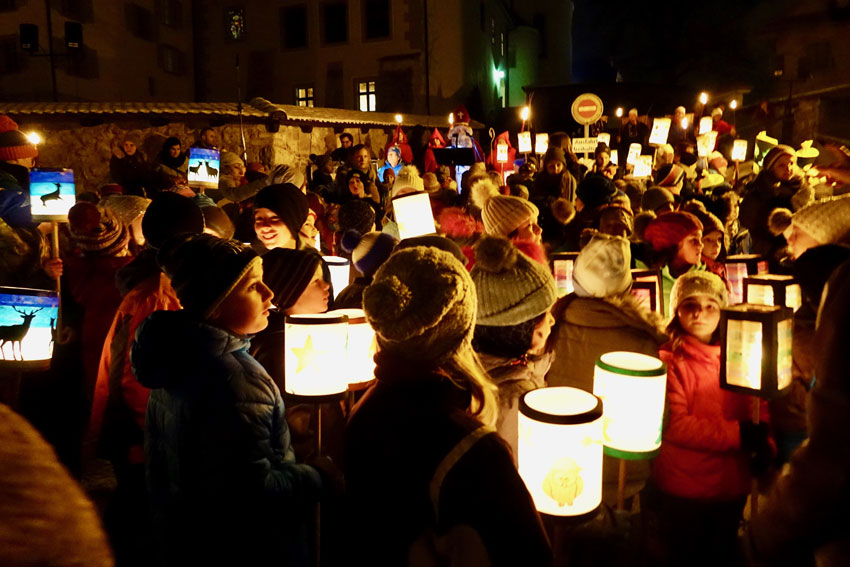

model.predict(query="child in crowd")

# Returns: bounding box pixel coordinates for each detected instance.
[650,271,772,566]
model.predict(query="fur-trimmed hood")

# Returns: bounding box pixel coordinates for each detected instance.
[477,350,553,403]
[554,291,668,344]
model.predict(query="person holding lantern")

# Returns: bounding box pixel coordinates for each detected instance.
[345,246,551,565]
[648,271,773,566]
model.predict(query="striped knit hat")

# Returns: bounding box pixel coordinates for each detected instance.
[68,202,130,256]
[470,177,538,238]
[340,229,398,277]
[0,115,38,161]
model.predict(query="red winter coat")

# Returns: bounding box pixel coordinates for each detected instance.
[653,335,770,501]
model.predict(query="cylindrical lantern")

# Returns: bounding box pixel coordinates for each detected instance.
[720,304,793,398]
[0,287,59,364]
[323,256,350,300]
[593,352,667,458]
[518,131,532,153]
[284,313,350,399]
[392,191,437,240]
[725,254,768,305]
[631,269,664,317]
[744,274,802,311]
[518,387,603,519]
[551,252,579,297]
[535,133,549,155]
[327,308,376,388]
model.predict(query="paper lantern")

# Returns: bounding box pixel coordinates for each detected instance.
[392,191,437,240]
[518,131,532,153]
[593,352,667,458]
[633,155,653,178]
[551,252,579,297]
[328,308,376,387]
[744,274,802,311]
[631,269,664,316]
[649,118,671,146]
[699,116,713,135]
[0,287,59,365]
[626,143,641,166]
[496,140,509,163]
[535,133,549,155]
[519,387,603,519]
[731,139,748,162]
[323,256,350,300]
[284,313,350,399]
[597,133,611,147]
[696,131,718,157]
[610,149,619,165]
[720,304,793,398]
[29,168,76,222]
[725,254,768,305]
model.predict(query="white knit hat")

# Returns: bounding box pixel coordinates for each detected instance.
[669,271,728,316]
[572,233,632,298]
[391,165,424,197]
[790,194,850,246]
[470,177,538,238]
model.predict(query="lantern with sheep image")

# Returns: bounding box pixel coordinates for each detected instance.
[744,274,802,312]
[392,192,437,241]
[551,252,579,297]
[518,387,603,520]
[725,254,768,305]
[0,287,59,366]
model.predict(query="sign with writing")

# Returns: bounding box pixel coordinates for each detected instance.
[571,93,604,125]
[649,118,671,146]
[518,131,532,153]
[572,137,600,155]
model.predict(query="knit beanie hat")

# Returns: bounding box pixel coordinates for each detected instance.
[157,233,260,319]
[338,199,376,234]
[391,165,424,197]
[395,234,468,267]
[654,164,685,188]
[220,151,243,170]
[0,116,38,161]
[693,208,724,236]
[341,229,398,278]
[543,146,567,167]
[363,246,476,364]
[471,235,557,326]
[100,194,150,227]
[141,192,205,249]
[260,247,322,310]
[577,174,618,210]
[422,172,440,194]
[788,194,850,246]
[644,211,704,252]
[572,233,633,298]
[641,186,675,213]
[669,271,728,316]
[267,164,306,190]
[254,183,309,246]
[68,202,130,256]
[470,177,538,237]
[762,144,796,176]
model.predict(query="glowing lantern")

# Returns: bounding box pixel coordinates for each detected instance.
[615,108,624,118]
[323,256,350,300]
[732,139,748,162]
[744,274,802,312]
[725,254,768,305]
[535,133,549,155]
[699,92,709,105]
[392,191,437,240]
[520,106,530,122]
[649,118,671,146]
[699,116,713,135]
[610,149,619,165]
[696,131,718,157]
[518,131,532,153]
[626,143,641,166]
[551,252,579,297]
[0,287,59,365]
[597,133,611,147]
[327,308,376,388]
[496,140,509,163]
[720,304,793,398]
[680,117,689,130]
[633,155,653,178]
[593,351,666,458]
[394,114,403,124]
[796,140,819,170]
[284,313,351,399]
[518,387,603,519]
[730,99,738,110]
[754,131,778,167]
[631,269,664,317]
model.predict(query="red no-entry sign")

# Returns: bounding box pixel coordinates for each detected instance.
[571,93,604,125]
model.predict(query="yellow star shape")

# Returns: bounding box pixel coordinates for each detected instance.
[291,335,318,374]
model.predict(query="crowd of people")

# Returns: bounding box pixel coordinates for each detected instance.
[1,106,850,566]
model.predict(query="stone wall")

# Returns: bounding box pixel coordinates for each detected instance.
[25,117,393,194]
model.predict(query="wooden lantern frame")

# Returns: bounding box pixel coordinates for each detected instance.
[630,268,664,317]
[744,274,802,311]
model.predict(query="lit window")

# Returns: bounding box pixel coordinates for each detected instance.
[296,87,315,107]
[358,80,376,112]
[226,8,245,41]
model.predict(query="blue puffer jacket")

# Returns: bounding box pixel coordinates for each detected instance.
[131,310,321,565]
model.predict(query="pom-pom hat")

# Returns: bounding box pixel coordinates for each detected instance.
[470,178,538,238]
[68,203,130,256]
[572,233,633,298]
[340,229,398,278]
[788,194,850,246]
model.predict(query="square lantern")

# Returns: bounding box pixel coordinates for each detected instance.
[327,308,376,389]
[323,256,350,300]
[631,269,664,317]
[725,254,768,305]
[518,387,603,520]
[744,274,802,312]
[551,252,579,297]
[593,352,667,459]
[392,191,437,241]
[284,313,350,400]
[518,131,532,154]
[0,287,59,366]
[630,281,660,315]
[535,133,549,155]
[496,140,509,163]
[719,304,793,399]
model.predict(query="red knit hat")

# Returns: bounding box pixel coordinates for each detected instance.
[644,211,703,252]
[0,115,38,161]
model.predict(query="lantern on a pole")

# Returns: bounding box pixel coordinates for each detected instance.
[551,252,579,297]
[631,269,664,317]
[731,139,748,162]
[323,256,350,300]
[328,308,376,389]
[284,313,350,400]
[698,116,713,135]
[518,387,603,520]
[725,254,768,305]
[518,131,532,154]
[744,274,802,311]
[392,191,437,240]
[597,133,611,147]
[496,139,509,164]
[535,133,549,156]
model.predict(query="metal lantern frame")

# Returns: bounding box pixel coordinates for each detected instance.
[630,268,664,317]
[744,274,802,311]
[719,304,794,399]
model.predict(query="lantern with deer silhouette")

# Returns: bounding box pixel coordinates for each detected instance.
[0,287,60,362]
[29,168,76,221]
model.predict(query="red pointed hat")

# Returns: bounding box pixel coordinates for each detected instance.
[428,128,446,147]
[452,105,471,124]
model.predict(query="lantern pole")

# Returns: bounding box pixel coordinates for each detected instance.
[751,396,760,518]
[50,221,67,344]
[616,459,627,511]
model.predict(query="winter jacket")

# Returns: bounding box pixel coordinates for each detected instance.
[749,261,850,567]
[109,152,149,197]
[547,293,668,392]
[344,352,551,566]
[477,350,552,462]
[653,336,769,501]
[87,250,179,467]
[132,309,321,565]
